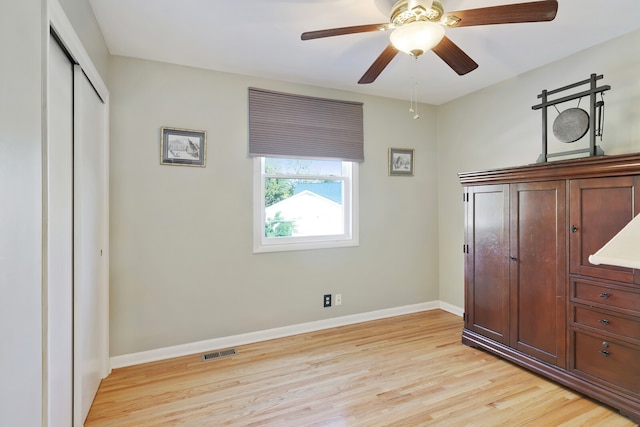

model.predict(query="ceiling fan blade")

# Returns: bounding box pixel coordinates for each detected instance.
[446,1,558,28]
[431,36,478,76]
[301,23,390,41]
[358,44,399,84]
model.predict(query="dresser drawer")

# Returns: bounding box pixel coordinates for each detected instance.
[573,305,640,341]
[571,278,640,315]
[572,331,640,394]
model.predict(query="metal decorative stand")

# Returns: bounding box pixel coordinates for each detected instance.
[532,73,610,163]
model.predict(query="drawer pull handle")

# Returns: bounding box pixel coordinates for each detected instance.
[599,350,610,357]
[598,319,610,326]
[571,225,578,233]
[599,292,610,299]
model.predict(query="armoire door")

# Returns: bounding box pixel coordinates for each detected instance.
[465,184,510,344]
[509,181,566,367]
[569,176,640,284]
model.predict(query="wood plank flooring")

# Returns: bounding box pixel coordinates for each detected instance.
[85,310,636,426]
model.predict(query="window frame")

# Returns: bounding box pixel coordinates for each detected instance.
[253,157,359,253]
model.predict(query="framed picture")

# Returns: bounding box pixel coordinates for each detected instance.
[389,148,414,176]
[160,126,207,167]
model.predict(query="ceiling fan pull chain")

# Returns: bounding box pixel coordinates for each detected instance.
[413,79,419,119]
[409,57,416,114]
[410,57,419,119]
[409,75,415,113]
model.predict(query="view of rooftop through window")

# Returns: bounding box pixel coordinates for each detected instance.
[263,158,346,238]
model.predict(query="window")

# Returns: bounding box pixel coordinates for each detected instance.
[253,157,358,253]
[248,87,363,252]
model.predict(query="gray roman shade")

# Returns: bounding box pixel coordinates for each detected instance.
[248,87,364,162]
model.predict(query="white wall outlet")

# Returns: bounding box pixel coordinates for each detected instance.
[335,293,342,306]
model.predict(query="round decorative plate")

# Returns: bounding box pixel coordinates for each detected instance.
[552,107,589,143]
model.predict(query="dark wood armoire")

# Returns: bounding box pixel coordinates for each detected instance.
[460,153,640,423]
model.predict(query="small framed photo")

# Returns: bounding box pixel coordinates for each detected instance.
[160,126,207,167]
[389,148,414,176]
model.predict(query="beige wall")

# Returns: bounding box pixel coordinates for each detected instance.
[437,29,640,308]
[108,57,441,356]
[1,1,43,425]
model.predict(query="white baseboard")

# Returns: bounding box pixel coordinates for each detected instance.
[439,300,464,317]
[110,301,462,369]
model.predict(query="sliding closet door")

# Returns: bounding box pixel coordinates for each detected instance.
[47,36,74,427]
[73,64,107,425]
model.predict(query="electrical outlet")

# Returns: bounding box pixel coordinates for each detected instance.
[323,294,332,307]
[335,293,342,306]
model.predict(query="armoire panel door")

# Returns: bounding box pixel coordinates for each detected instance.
[465,184,510,344]
[509,181,567,366]
[569,176,640,284]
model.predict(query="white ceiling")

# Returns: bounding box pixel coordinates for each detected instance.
[89,0,640,105]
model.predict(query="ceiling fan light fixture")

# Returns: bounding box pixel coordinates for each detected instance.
[390,21,445,57]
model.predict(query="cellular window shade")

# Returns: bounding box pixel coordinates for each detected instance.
[249,87,364,162]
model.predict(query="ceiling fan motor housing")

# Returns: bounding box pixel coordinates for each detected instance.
[390,0,444,26]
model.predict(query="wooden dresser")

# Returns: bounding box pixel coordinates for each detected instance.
[459,153,640,422]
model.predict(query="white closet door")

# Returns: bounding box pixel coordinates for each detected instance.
[73,64,107,425]
[47,36,74,427]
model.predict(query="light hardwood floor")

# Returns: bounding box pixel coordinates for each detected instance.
[86,310,636,426]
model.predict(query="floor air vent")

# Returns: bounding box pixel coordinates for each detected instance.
[201,348,237,362]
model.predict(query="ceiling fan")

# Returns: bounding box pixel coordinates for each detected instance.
[301,0,558,84]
